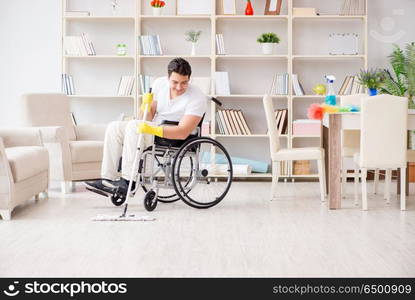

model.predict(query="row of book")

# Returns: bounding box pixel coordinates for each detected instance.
[292,74,305,96]
[215,34,226,55]
[338,75,366,95]
[340,0,366,15]
[139,75,157,94]
[64,34,96,56]
[139,35,163,56]
[214,72,231,95]
[216,109,252,135]
[279,161,289,176]
[117,76,135,96]
[274,109,288,135]
[62,74,75,95]
[272,73,289,95]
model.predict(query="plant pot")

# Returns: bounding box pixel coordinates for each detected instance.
[190,42,196,56]
[368,88,378,96]
[152,7,163,16]
[261,43,275,55]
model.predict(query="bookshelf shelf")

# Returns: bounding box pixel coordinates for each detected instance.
[292,55,366,60]
[64,16,135,21]
[64,55,135,59]
[216,15,289,20]
[210,173,274,178]
[292,15,366,20]
[67,95,135,99]
[291,174,319,178]
[216,94,288,98]
[216,55,288,60]
[139,55,212,59]
[140,15,211,20]
[214,134,288,138]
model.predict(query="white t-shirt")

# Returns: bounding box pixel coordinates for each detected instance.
[151,77,207,125]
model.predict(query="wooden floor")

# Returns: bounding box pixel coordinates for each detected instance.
[1,181,414,277]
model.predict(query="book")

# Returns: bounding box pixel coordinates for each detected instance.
[225,110,237,135]
[292,74,305,96]
[237,110,252,135]
[61,74,75,95]
[230,110,242,135]
[220,110,231,135]
[139,35,162,55]
[215,72,231,95]
[233,110,247,135]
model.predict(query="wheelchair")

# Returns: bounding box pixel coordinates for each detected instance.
[109,109,233,212]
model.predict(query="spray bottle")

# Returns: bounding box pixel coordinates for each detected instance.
[324,75,336,106]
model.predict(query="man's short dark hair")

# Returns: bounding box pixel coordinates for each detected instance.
[168,58,192,78]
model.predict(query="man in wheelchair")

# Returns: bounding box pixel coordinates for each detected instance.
[86,58,207,198]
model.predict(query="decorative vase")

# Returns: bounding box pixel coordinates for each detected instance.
[152,7,163,16]
[191,42,196,56]
[245,0,254,15]
[368,88,378,96]
[261,43,274,55]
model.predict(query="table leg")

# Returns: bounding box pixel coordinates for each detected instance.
[323,125,329,195]
[328,114,342,209]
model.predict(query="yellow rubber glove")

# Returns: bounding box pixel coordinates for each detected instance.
[140,92,153,112]
[137,122,164,138]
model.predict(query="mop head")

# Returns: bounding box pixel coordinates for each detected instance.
[92,214,156,222]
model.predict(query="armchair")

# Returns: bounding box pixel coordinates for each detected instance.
[0,128,49,220]
[20,93,107,193]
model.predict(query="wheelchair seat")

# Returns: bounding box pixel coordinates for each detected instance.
[154,120,199,149]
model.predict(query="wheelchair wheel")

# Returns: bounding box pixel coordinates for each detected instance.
[172,137,233,209]
[144,190,157,212]
[110,194,126,206]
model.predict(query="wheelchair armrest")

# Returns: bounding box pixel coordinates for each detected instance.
[160,120,179,126]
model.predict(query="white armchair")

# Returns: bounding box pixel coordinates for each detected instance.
[0,128,49,220]
[20,93,107,193]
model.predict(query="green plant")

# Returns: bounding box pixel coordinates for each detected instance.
[380,42,415,104]
[357,68,385,90]
[257,32,280,44]
[185,30,202,43]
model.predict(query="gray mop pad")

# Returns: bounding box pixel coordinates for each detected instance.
[92,214,156,221]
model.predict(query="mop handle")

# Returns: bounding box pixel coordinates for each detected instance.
[121,91,152,216]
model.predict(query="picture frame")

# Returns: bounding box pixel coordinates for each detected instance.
[176,0,212,16]
[221,0,236,15]
[264,0,283,15]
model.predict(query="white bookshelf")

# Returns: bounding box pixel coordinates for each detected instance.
[62,0,367,179]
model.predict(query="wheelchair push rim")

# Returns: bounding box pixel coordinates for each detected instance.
[171,137,233,209]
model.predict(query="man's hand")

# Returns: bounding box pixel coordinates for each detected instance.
[137,122,164,138]
[140,92,153,112]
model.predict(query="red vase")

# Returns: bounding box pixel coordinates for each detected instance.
[245,0,254,15]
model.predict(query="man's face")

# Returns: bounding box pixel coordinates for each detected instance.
[169,72,190,97]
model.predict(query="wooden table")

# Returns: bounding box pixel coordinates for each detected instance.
[322,111,415,209]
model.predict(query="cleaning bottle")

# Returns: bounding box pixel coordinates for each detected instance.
[324,75,336,106]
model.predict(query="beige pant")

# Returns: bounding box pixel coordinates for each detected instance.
[101,120,154,181]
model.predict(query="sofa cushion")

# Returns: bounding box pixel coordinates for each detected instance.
[69,141,103,164]
[5,146,49,182]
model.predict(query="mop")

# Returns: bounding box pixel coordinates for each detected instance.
[92,90,156,222]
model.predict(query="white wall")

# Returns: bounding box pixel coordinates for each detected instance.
[0,0,61,126]
[0,0,414,127]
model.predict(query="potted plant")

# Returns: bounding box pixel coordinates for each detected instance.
[257,32,280,55]
[185,30,202,56]
[151,0,165,16]
[380,42,415,108]
[357,68,385,96]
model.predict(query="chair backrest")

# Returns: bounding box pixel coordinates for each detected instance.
[340,94,366,106]
[263,94,280,158]
[360,94,408,168]
[340,94,366,151]
[20,93,77,141]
